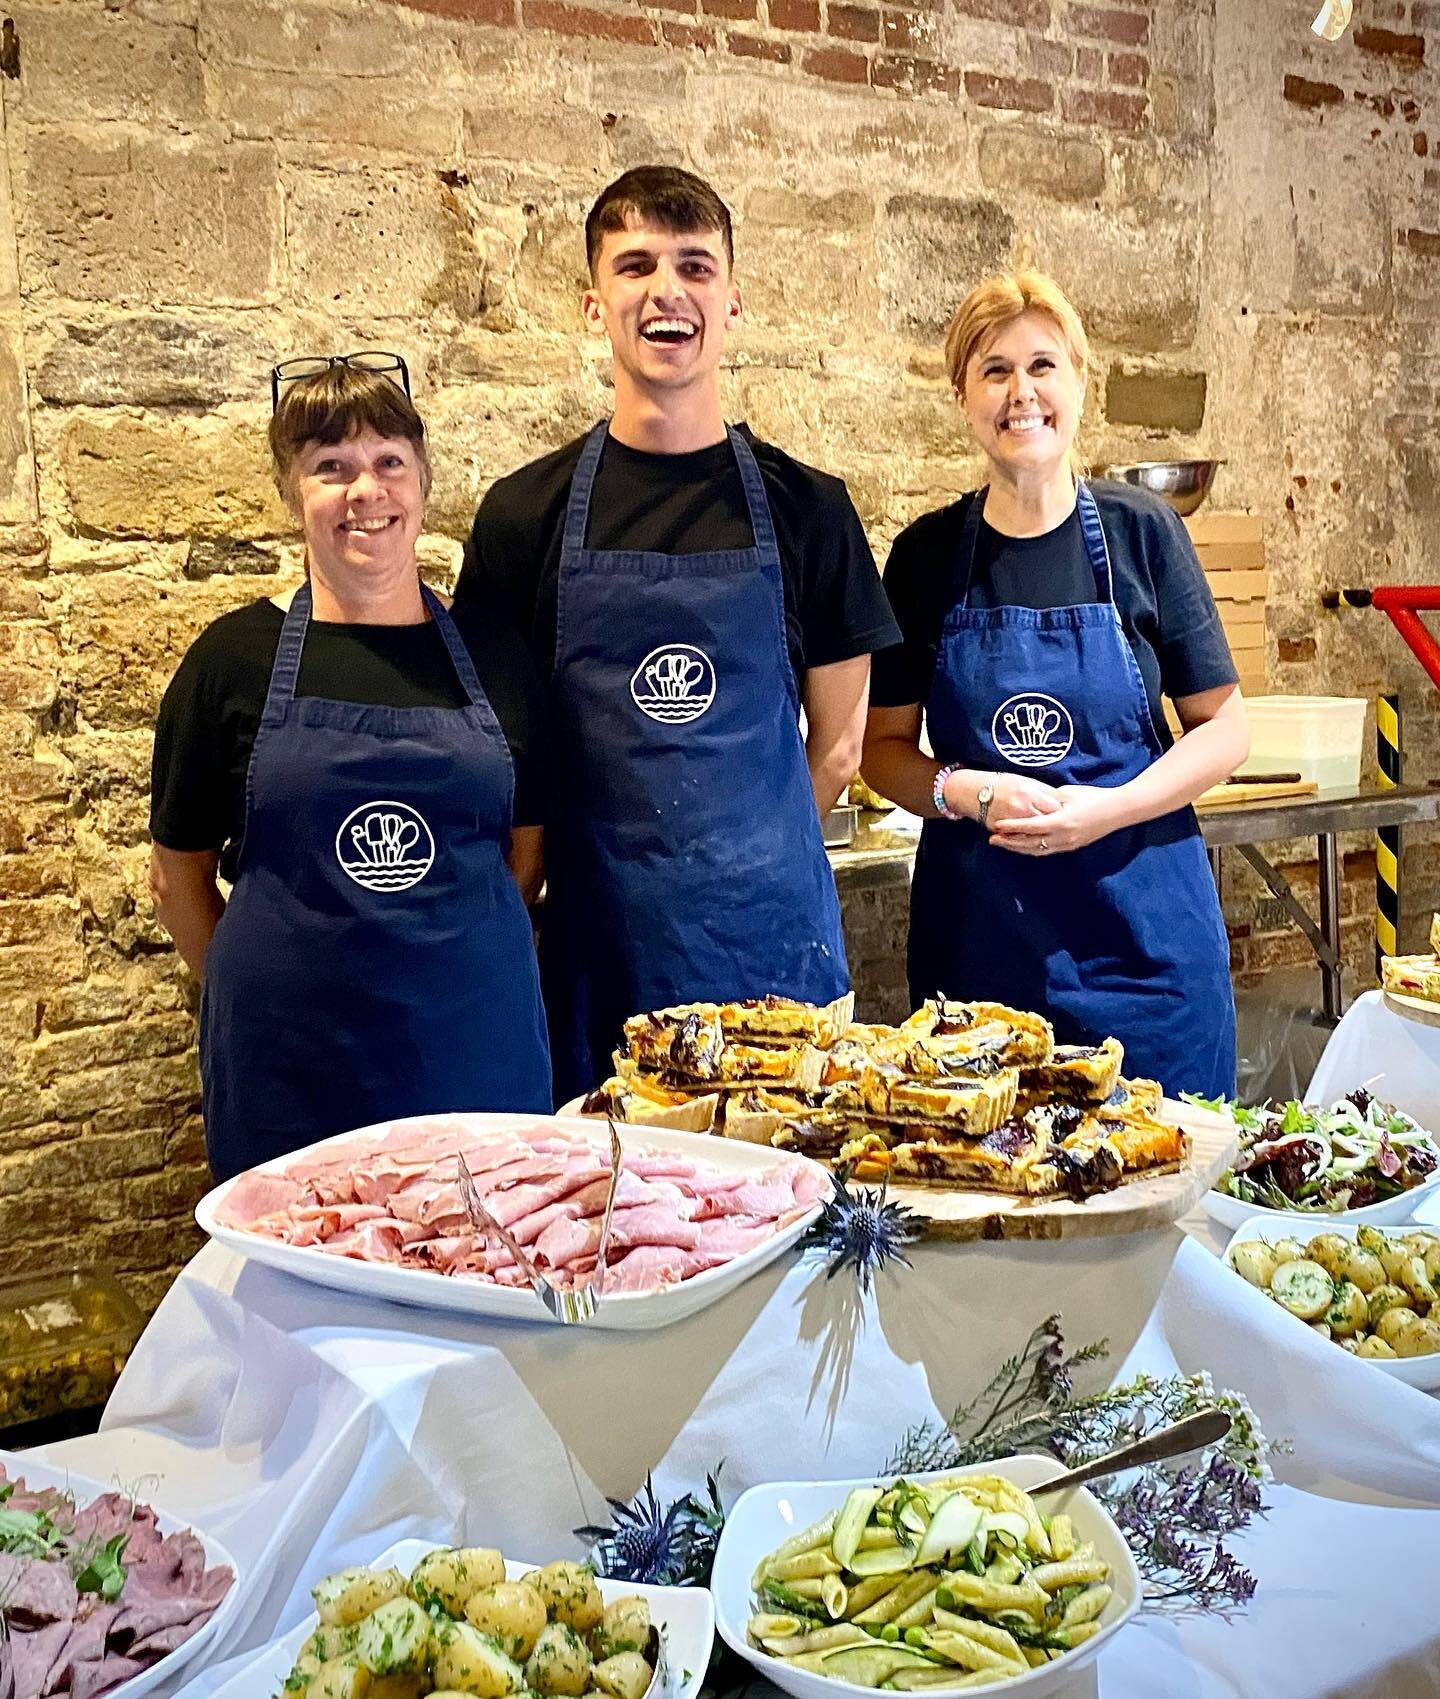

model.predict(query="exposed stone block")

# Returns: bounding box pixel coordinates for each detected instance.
[9,5,203,122]
[25,133,281,306]
[37,318,272,408]
[60,412,289,541]
[199,0,462,80]
[1029,203,1198,352]
[877,193,1014,338]
[207,65,460,157]
[1104,366,1207,432]
[977,125,1105,201]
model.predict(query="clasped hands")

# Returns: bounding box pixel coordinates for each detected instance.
[979,773,1123,856]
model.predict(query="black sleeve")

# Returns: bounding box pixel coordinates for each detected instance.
[1147,502,1239,700]
[795,480,901,669]
[149,629,247,854]
[869,508,958,707]
[450,603,552,829]
[455,475,540,638]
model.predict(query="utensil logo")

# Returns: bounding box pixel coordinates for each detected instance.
[630,643,717,724]
[335,800,435,892]
[991,692,1074,769]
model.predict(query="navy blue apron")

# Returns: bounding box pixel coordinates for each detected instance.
[200,581,552,1181]
[542,421,850,1102]
[908,482,1235,1098]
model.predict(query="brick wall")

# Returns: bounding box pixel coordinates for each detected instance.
[1,0,1439,1314]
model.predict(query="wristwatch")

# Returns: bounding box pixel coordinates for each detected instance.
[976,780,995,828]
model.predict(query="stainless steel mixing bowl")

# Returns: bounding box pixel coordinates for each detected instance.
[1101,459,1224,516]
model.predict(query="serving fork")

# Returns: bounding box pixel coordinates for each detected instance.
[456,1120,623,1325]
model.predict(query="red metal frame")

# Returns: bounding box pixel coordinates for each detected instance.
[1371,587,1440,690]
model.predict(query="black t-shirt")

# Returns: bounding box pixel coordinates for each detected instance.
[453,425,900,679]
[871,482,1238,747]
[150,597,551,881]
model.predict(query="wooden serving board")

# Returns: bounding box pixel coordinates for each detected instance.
[1195,780,1317,808]
[1382,989,1440,1031]
[561,1097,1237,1245]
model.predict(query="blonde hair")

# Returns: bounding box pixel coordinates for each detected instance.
[943,270,1089,478]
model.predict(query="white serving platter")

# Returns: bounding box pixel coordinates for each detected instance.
[1221,1214,1440,1391]
[712,1456,1141,1699]
[206,1544,714,1699]
[196,1112,828,1332]
[0,1448,244,1699]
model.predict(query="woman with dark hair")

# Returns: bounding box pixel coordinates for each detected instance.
[149,356,552,1180]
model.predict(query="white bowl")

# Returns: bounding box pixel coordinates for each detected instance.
[1203,1164,1440,1231]
[1221,1215,1440,1391]
[207,1544,714,1699]
[712,1457,1141,1699]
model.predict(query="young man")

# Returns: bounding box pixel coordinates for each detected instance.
[454,165,900,1100]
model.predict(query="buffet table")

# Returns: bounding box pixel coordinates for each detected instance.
[1308,988,1440,1125]
[26,1201,1440,1698]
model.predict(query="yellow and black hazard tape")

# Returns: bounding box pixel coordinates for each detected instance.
[1376,692,1401,976]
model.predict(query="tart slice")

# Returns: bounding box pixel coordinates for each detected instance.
[715,991,855,1047]
[1018,1036,1124,1104]
[623,1005,726,1079]
[903,999,1055,1068]
[1382,952,1440,1003]
[886,1110,1055,1192]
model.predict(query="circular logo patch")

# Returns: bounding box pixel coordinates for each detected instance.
[336,800,435,892]
[990,692,1075,769]
[629,643,717,725]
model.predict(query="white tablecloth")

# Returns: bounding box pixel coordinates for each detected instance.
[1308,989,1440,1125]
[28,1214,1440,1698]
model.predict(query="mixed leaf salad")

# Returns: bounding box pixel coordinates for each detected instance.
[1199,1088,1440,1213]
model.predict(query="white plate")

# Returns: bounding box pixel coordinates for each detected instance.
[712,1457,1141,1699]
[206,1543,714,1699]
[196,1112,828,1332]
[1202,1167,1440,1230]
[1221,1214,1440,1390]
[0,1449,243,1699]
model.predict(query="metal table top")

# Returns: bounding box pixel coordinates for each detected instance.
[1195,783,1440,846]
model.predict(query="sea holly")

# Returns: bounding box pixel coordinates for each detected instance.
[800,1166,923,1293]
[576,1469,726,1588]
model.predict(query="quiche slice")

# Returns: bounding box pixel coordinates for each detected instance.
[1104,1076,1164,1118]
[580,1076,720,1134]
[1018,1037,1125,1105]
[902,999,1055,1068]
[623,1005,726,1079]
[1382,952,1440,1003]
[715,991,855,1047]
[854,1061,1019,1132]
[885,1110,1056,1193]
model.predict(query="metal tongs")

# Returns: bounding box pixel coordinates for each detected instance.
[456,1119,623,1325]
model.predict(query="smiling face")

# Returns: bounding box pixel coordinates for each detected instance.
[960,310,1085,481]
[289,428,426,587]
[582,216,741,402]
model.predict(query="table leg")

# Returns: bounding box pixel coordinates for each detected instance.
[1318,831,1343,1020]
[1208,845,1223,892]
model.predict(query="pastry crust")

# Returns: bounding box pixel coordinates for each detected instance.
[1382,952,1440,1002]
[715,991,855,1046]
[1018,1036,1125,1104]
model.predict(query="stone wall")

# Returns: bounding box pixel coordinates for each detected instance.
[2,0,1438,1313]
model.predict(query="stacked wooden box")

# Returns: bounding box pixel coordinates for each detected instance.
[1183,512,1267,698]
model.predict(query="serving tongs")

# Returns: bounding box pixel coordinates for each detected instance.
[456,1120,623,1326]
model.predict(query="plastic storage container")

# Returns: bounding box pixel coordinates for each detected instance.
[0,1267,143,1433]
[1244,695,1368,790]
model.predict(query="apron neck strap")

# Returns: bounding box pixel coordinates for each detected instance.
[259,579,486,724]
[956,480,1114,606]
[726,426,779,561]
[560,420,611,560]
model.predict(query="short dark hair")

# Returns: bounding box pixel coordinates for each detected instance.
[268,365,430,497]
[585,166,734,278]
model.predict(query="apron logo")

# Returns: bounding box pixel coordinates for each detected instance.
[336,801,435,892]
[630,644,717,724]
[991,692,1075,769]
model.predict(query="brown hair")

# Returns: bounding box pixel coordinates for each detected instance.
[585,165,734,278]
[268,365,431,501]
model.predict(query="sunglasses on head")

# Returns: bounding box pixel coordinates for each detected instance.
[270,351,411,412]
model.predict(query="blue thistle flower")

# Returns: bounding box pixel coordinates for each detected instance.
[802,1166,921,1293]
[576,1469,725,1588]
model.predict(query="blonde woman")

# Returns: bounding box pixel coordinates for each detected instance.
[861,271,1246,1097]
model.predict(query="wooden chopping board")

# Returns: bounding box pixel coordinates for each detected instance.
[1196,780,1317,809]
[561,1096,1237,1245]
[1383,989,1440,1031]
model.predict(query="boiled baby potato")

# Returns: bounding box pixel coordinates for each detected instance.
[311,1656,372,1699]
[314,1568,408,1628]
[1271,1237,1305,1266]
[1328,1243,1385,1294]
[1357,1334,1399,1359]
[1304,1234,1350,1279]
[1397,1254,1438,1305]
[1324,1278,1367,1337]
[599,1597,652,1655]
[412,1548,506,1615]
[1271,1258,1334,1320]
[1228,1241,1278,1289]
[1375,1305,1420,1346]
[1390,1314,1440,1358]
[526,1621,594,1696]
[356,1598,431,1677]
[526,1562,604,1632]
[1421,1241,1440,1286]
[593,1651,655,1699]
[370,1680,425,1699]
[1366,1283,1411,1325]
[466,1581,549,1660]
[1336,1335,1361,1354]
[433,1621,526,1697]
